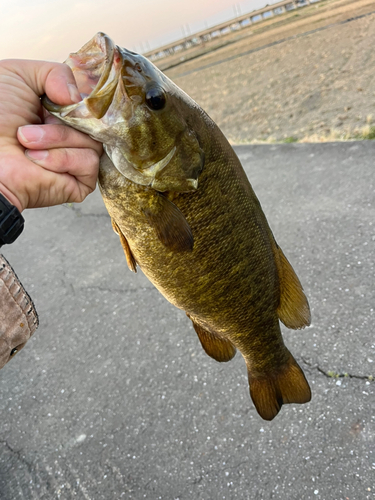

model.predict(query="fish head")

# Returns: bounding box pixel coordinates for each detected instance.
[43,32,205,192]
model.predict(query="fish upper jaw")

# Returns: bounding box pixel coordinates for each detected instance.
[65,32,117,101]
[42,32,127,133]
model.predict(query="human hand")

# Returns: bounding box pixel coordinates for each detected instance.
[0,59,103,212]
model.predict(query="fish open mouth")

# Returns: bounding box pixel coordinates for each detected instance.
[44,32,123,120]
[66,33,116,98]
[42,32,203,192]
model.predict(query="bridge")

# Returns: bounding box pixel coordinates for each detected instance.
[144,0,321,61]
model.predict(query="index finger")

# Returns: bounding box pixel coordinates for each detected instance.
[17,123,103,157]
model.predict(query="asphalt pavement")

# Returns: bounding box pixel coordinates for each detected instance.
[0,142,374,500]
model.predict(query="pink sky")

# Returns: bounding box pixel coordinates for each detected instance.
[1,0,275,61]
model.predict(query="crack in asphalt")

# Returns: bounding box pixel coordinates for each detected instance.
[0,439,34,472]
[301,357,374,381]
[62,203,110,218]
[77,285,155,294]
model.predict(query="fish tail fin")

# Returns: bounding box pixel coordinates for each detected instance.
[247,351,311,421]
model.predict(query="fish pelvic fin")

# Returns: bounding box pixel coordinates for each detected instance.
[274,244,311,329]
[187,314,236,362]
[111,219,138,273]
[247,352,311,421]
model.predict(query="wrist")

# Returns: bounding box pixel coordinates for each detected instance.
[0,183,24,213]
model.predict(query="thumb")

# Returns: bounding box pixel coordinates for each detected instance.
[43,62,81,105]
[5,59,81,105]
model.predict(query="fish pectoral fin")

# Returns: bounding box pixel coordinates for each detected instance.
[274,244,311,329]
[248,352,311,421]
[187,315,236,362]
[111,219,137,273]
[142,193,193,252]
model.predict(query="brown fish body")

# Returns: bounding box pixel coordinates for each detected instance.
[98,109,309,420]
[44,33,311,420]
[99,125,283,367]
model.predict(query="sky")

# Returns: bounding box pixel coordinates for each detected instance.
[0,0,279,62]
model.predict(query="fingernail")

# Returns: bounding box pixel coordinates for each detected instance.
[25,150,49,161]
[67,83,81,103]
[18,125,45,143]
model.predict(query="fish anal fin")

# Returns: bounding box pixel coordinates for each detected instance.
[187,315,236,362]
[142,193,193,252]
[111,219,137,273]
[248,352,311,421]
[274,244,311,329]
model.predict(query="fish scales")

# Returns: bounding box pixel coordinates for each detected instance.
[100,145,280,352]
[43,32,311,421]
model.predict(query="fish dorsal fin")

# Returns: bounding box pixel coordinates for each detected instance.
[187,314,237,362]
[111,219,138,273]
[142,192,194,252]
[273,243,311,329]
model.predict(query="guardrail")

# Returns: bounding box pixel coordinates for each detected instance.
[144,0,320,61]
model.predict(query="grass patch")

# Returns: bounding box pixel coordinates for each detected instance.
[362,126,375,140]
[283,136,298,143]
[351,125,375,140]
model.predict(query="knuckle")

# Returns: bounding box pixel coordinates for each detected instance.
[57,124,70,142]
[87,148,100,163]
[57,147,71,167]
[57,147,99,171]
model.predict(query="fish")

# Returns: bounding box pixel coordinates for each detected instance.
[43,32,311,421]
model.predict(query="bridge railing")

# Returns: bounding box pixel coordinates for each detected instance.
[145,0,320,62]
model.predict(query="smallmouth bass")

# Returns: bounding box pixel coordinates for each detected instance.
[43,33,311,421]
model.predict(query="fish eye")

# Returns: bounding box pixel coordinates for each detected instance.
[145,87,166,110]
[10,347,18,357]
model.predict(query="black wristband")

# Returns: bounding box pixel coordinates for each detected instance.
[0,193,24,247]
